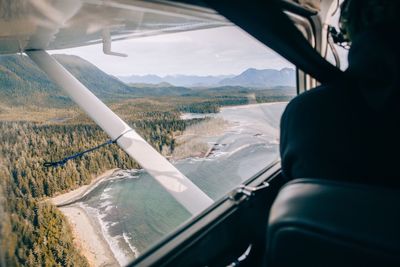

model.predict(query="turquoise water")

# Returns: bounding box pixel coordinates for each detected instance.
[81,102,287,265]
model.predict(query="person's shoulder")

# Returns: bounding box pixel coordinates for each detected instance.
[284,85,338,114]
[290,85,336,107]
[281,85,340,126]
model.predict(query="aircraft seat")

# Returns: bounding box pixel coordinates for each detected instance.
[265,178,400,267]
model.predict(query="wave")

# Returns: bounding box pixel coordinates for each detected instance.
[123,232,140,259]
[82,203,137,266]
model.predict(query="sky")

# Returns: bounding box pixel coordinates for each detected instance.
[52,26,294,77]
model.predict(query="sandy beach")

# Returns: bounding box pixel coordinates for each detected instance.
[51,169,118,206]
[51,169,120,267]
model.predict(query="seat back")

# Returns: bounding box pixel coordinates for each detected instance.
[266,178,400,267]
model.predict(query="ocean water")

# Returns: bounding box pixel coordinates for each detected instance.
[80,102,287,265]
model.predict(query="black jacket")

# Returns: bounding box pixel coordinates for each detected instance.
[280,30,400,186]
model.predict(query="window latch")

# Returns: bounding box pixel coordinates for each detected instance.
[229,181,269,204]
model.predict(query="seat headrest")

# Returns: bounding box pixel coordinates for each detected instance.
[266,178,400,267]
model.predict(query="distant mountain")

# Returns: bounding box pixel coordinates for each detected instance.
[129,84,193,96]
[128,82,174,88]
[52,55,135,98]
[0,55,194,107]
[0,54,136,106]
[120,74,164,85]
[118,68,295,88]
[219,68,295,88]
[118,74,234,87]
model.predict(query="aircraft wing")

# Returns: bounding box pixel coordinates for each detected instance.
[0,0,231,55]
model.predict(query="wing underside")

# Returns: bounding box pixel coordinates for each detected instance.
[0,0,231,54]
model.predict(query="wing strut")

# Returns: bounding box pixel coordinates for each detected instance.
[27,50,213,215]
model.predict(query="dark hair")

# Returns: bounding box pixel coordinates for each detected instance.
[339,0,399,42]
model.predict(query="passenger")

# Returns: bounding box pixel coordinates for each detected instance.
[280,0,400,186]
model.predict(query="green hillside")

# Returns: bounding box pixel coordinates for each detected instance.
[0,55,69,107]
[0,54,136,107]
[52,54,135,98]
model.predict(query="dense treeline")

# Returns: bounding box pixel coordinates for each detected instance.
[178,102,219,113]
[0,191,89,267]
[255,87,296,103]
[132,117,203,153]
[255,95,294,103]
[0,112,202,266]
[2,123,136,198]
[178,96,249,113]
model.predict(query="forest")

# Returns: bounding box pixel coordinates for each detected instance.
[0,95,261,266]
[0,103,206,266]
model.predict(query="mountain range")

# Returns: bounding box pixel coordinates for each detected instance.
[117,74,234,87]
[219,67,295,87]
[0,54,295,107]
[118,67,295,88]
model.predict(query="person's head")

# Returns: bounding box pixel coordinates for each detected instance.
[339,0,399,42]
[341,0,400,110]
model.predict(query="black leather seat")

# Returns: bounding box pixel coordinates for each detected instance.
[266,178,400,267]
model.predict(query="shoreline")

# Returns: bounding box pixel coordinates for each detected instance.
[220,101,288,110]
[176,102,286,160]
[59,204,119,267]
[180,102,288,121]
[51,169,121,267]
[51,169,119,206]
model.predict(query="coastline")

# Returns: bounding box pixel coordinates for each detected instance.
[51,102,287,266]
[59,205,119,267]
[220,101,288,110]
[51,169,118,206]
[51,169,121,267]
[175,102,287,160]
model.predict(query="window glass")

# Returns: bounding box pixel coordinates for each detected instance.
[0,17,295,267]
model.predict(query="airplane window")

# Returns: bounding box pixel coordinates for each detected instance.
[0,26,295,266]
